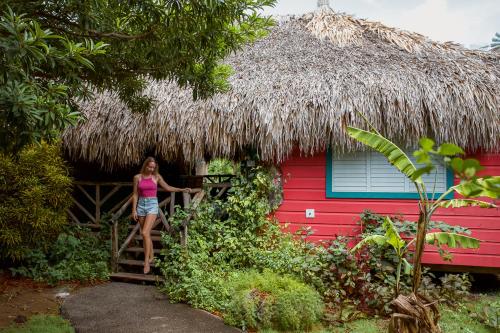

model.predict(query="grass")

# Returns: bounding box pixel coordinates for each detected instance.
[259,292,499,332]
[0,315,74,333]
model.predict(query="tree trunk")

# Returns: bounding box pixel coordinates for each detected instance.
[412,207,428,293]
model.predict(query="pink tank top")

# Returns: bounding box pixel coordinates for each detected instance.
[138,176,157,198]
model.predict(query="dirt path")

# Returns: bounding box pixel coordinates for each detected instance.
[0,274,76,328]
[61,282,240,333]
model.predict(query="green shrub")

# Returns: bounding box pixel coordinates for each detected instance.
[158,167,318,314]
[10,225,110,285]
[0,142,72,261]
[224,270,324,332]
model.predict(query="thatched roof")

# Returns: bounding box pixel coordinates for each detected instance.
[63,7,500,170]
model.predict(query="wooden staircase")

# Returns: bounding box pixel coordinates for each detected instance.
[109,190,209,283]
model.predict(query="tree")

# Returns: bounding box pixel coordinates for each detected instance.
[1,1,275,153]
[347,117,499,333]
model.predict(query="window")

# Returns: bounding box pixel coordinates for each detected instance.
[326,150,454,199]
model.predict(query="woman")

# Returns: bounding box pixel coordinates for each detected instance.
[132,157,191,274]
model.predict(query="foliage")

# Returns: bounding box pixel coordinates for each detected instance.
[158,167,321,314]
[10,225,110,285]
[347,124,498,293]
[207,158,236,175]
[223,270,324,332]
[0,315,74,333]
[0,142,72,261]
[1,1,275,152]
[472,300,500,330]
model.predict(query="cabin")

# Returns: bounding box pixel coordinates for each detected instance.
[63,2,500,272]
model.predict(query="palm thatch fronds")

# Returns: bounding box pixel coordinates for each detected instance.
[63,8,500,170]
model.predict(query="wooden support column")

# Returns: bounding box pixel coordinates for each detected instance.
[169,192,176,217]
[95,184,101,224]
[111,221,119,272]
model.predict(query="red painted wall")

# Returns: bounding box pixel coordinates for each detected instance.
[275,152,500,269]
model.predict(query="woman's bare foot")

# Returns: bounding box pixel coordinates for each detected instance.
[143,262,150,274]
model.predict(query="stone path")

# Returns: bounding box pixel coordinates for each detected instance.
[61,282,240,333]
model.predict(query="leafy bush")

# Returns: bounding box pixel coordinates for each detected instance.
[10,225,110,285]
[158,167,319,314]
[207,158,236,175]
[224,270,324,332]
[0,142,72,261]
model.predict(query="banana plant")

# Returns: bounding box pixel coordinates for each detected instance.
[346,120,499,293]
[352,216,480,296]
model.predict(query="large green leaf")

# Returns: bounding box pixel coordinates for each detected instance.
[346,127,420,183]
[402,258,413,275]
[437,199,497,209]
[351,235,386,252]
[453,177,500,199]
[425,232,480,249]
[383,216,406,252]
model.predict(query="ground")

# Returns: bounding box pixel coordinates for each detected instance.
[0,272,77,328]
[1,272,498,332]
[60,282,239,333]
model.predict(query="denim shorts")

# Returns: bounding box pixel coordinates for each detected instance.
[137,197,159,216]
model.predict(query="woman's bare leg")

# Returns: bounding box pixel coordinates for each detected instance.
[142,214,156,274]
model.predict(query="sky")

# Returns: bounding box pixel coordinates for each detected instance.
[263,0,500,48]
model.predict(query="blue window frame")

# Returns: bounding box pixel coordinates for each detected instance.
[326,149,454,199]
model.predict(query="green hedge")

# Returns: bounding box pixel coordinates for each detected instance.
[224,270,324,332]
[0,142,72,261]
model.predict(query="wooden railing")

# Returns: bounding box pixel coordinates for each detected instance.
[67,175,235,227]
[109,189,210,271]
[67,177,233,273]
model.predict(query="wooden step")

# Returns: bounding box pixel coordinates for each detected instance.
[110,272,163,283]
[128,226,163,235]
[125,247,161,254]
[118,259,156,267]
[135,235,162,241]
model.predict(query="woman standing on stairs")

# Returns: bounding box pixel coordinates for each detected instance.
[132,157,191,274]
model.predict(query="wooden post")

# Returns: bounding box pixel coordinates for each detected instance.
[180,192,192,247]
[169,192,175,217]
[95,184,101,224]
[111,221,119,272]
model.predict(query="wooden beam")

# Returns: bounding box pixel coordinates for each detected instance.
[111,222,119,272]
[112,197,132,221]
[66,208,80,224]
[76,184,96,205]
[95,184,101,224]
[214,186,229,199]
[71,197,96,223]
[169,192,175,217]
[100,185,122,205]
[109,194,132,214]
[117,223,141,258]
[158,196,171,209]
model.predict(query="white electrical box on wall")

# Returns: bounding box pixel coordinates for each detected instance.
[305,209,315,218]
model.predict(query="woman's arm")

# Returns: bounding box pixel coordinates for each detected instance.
[157,175,191,193]
[132,174,139,221]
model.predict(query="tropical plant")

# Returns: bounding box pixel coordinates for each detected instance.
[352,216,478,297]
[0,142,72,261]
[1,1,275,153]
[346,117,499,333]
[491,32,500,52]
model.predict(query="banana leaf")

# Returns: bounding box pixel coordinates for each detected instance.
[347,127,421,183]
[425,232,480,249]
[437,199,497,209]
